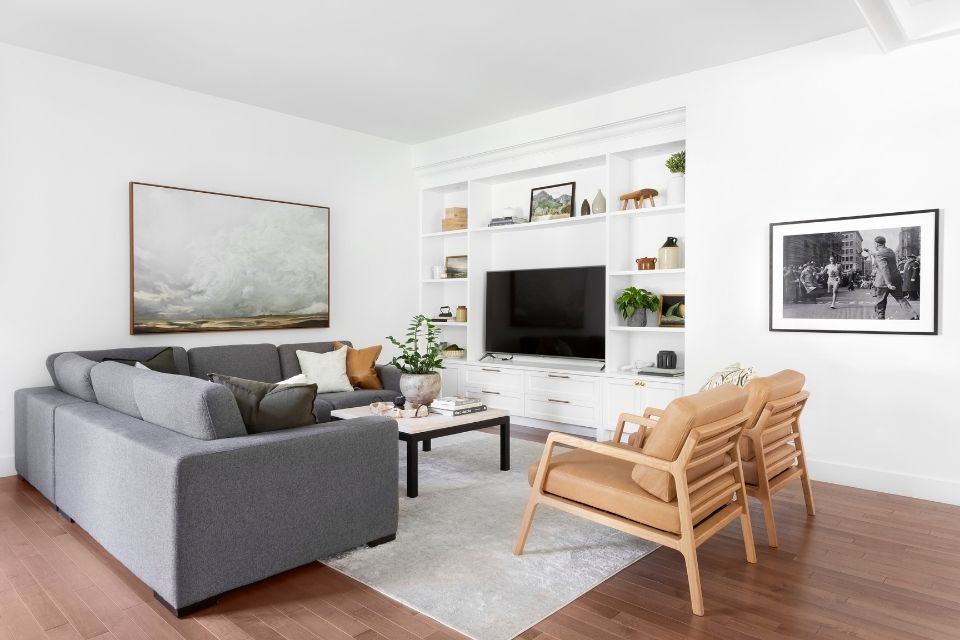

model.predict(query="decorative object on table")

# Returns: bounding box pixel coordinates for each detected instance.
[658,236,682,269]
[770,208,938,334]
[614,287,660,327]
[387,314,444,407]
[445,255,468,278]
[592,189,606,214]
[431,265,446,279]
[441,343,466,359]
[438,305,453,318]
[529,182,575,222]
[394,396,407,409]
[580,199,591,216]
[700,363,756,391]
[636,257,657,271]
[455,305,468,322]
[656,350,678,369]
[619,188,659,210]
[369,401,430,418]
[442,206,468,232]
[657,294,686,328]
[665,150,686,206]
[129,182,329,334]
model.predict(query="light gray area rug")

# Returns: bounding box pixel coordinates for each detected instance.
[326,431,658,640]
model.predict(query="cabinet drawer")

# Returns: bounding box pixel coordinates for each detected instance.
[524,397,597,428]
[526,371,599,402]
[462,366,523,392]
[463,387,523,414]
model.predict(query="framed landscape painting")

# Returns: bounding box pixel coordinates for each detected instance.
[130,182,330,334]
[529,182,575,222]
[770,209,938,335]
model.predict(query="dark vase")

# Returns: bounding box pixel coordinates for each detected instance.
[656,350,678,369]
[580,199,591,216]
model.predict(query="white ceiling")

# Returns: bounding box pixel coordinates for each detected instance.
[0,0,865,143]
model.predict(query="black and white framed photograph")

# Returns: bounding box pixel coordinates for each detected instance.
[529,182,575,222]
[770,209,938,334]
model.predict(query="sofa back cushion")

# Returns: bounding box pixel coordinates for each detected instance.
[90,361,150,418]
[739,369,806,460]
[187,343,282,383]
[278,341,350,378]
[53,354,98,402]
[47,346,189,388]
[633,385,748,502]
[133,369,246,440]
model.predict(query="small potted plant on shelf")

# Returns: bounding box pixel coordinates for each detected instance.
[615,287,660,327]
[665,149,685,206]
[387,314,445,406]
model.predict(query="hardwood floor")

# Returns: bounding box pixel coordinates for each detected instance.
[2,428,958,639]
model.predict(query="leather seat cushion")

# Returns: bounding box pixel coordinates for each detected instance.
[739,370,805,460]
[528,447,736,534]
[743,444,798,485]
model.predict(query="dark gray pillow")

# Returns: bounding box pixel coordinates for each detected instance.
[104,346,179,374]
[207,373,318,434]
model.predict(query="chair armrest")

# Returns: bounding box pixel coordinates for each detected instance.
[643,407,665,420]
[546,432,673,472]
[612,412,660,444]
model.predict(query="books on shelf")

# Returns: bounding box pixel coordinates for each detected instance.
[488,216,527,227]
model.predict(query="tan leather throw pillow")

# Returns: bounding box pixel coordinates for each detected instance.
[333,342,383,390]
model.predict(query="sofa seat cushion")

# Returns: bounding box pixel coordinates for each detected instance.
[318,389,398,410]
[133,369,247,440]
[208,373,317,434]
[740,370,806,460]
[53,354,98,402]
[187,343,282,383]
[742,444,798,485]
[278,341,350,379]
[527,448,737,535]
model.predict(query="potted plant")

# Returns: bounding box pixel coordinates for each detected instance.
[665,150,685,206]
[615,287,660,327]
[387,314,445,406]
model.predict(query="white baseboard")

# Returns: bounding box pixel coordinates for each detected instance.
[807,458,960,506]
[0,455,16,478]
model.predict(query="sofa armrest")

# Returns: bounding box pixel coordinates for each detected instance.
[54,403,399,610]
[376,364,402,392]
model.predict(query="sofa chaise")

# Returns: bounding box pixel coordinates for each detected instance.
[14,341,401,616]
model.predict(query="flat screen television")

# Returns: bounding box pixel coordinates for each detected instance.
[485,266,605,360]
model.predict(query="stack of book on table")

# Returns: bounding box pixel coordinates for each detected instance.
[429,396,487,416]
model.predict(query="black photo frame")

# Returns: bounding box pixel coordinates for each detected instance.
[529,182,576,223]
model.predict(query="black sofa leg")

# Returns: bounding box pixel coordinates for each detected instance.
[55,507,74,524]
[367,533,396,548]
[153,591,218,618]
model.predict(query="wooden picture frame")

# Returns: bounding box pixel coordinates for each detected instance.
[529,182,576,223]
[130,182,330,334]
[657,293,686,328]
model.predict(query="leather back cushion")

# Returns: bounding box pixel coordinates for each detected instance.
[53,354,98,402]
[633,385,748,502]
[133,369,246,440]
[187,343,282,383]
[740,370,805,460]
[90,361,150,418]
[333,342,383,390]
[47,346,189,387]
[278,341,351,379]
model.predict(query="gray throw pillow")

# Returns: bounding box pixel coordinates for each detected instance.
[208,373,318,434]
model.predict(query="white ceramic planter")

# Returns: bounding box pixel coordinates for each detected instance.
[399,372,442,407]
[667,173,685,206]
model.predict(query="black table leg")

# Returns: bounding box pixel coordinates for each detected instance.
[406,438,419,498]
[500,419,511,471]
[423,438,431,452]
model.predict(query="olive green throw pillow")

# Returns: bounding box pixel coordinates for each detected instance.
[105,347,179,375]
[207,373,318,434]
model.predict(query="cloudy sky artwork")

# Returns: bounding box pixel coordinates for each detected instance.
[132,184,328,323]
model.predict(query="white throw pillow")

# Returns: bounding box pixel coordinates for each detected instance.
[700,363,757,392]
[296,348,353,393]
[279,373,307,385]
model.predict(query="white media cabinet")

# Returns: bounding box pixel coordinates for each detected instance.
[417,109,689,441]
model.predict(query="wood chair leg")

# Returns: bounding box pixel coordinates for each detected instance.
[800,470,816,516]
[682,549,704,616]
[761,496,779,548]
[739,509,757,563]
[513,498,539,556]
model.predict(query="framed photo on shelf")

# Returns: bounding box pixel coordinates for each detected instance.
[445,255,468,279]
[770,209,938,335]
[529,182,575,223]
[657,294,686,328]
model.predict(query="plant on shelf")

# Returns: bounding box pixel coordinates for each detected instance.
[387,314,445,406]
[665,150,685,174]
[615,287,660,327]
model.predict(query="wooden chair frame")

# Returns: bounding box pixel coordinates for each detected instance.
[514,409,757,616]
[741,390,815,547]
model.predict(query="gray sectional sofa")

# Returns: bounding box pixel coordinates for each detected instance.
[15,341,401,616]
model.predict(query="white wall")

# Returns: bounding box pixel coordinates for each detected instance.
[414,30,960,505]
[0,43,418,474]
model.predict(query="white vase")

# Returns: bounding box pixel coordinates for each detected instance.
[667,173,685,206]
[399,373,442,407]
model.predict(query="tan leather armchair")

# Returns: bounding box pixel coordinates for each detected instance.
[739,370,815,547]
[514,385,757,616]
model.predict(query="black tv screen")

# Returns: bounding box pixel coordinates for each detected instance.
[485,267,605,359]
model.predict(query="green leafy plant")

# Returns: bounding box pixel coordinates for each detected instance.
[387,314,445,374]
[665,150,685,174]
[615,287,660,320]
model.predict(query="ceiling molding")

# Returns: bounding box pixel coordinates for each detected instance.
[854,0,960,51]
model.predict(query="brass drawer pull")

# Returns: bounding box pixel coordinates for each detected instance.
[481,390,501,395]
[634,380,647,387]
[547,373,570,379]
[547,398,570,404]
